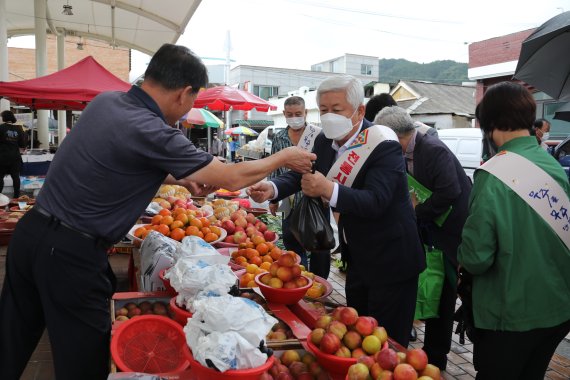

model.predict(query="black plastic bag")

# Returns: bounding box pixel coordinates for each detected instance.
[290,196,335,252]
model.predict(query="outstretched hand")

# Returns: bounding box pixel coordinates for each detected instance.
[185,181,218,197]
[246,181,275,203]
[281,146,317,174]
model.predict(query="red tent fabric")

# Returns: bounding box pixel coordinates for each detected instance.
[0,56,131,110]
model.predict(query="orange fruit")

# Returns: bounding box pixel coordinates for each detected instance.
[140,229,151,239]
[175,213,189,225]
[256,243,269,255]
[210,226,222,236]
[134,227,147,238]
[170,220,184,230]
[189,218,203,229]
[157,224,170,236]
[249,256,263,267]
[260,262,272,271]
[170,228,186,241]
[235,256,248,266]
[241,273,255,284]
[151,215,163,225]
[204,232,218,243]
[270,248,282,261]
[251,235,265,246]
[245,248,259,260]
[185,226,200,236]
[172,208,185,216]
[201,227,211,236]
[262,255,274,264]
[246,264,259,274]
[247,280,257,288]
[158,208,171,217]
[199,217,210,228]
[161,216,174,226]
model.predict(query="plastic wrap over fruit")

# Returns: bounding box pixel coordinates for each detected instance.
[139,231,178,292]
[184,294,276,371]
[174,235,229,264]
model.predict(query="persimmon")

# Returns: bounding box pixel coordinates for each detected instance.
[210,226,222,236]
[175,213,189,225]
[158,209,171,217]
[249,256,263,267]
[245,248,259,260]
[201,227,211,236]
[199,217,210,228]
[185,226,200,236]
[189,218,202,229]
[157,224,170,236]
[270,248,282,261]
[161,216,174,226]
[204,232,218,243]
[170,228,185,241]
[260,262,272,271]
[170,220,184,230]
[134,227,147,238]
[151,215,163,225]
[256,243,269,255]
[251,235,265,246]
[262,255,274,264]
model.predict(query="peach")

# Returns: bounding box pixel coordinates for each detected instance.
[340,307,359,326]
[280,350,301,366]
[343,330,363,350]
[327,320,348,340]
[371,362,383,379]
[277,252,296,267]
[376,348,399,371]
[406,348,428,372]
[362,335,381,355]
[355,316,376,336]
[331,306,345,321]
[420,364,441,380]
[351,348,367,359]
[357,354,375,369]
[276,266,293,282]
[319,332,341,354]
[347,362,370,380]
[372,326,389,345]
[335,346,352,358]
[393,363,418,380]
[310,328,326,345]
[268,277,284,288]
[314,315,333,330]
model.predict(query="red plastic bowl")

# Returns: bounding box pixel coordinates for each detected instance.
[159,268,177,296]
[169,297,193,326]
[214,232,280,249]
[187,349,274,380]
[254,273,312,305]
[111,315,191,374]
[305,275,334,301]
[306,339,356,376]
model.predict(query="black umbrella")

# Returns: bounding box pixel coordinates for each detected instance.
[514,11,570,101]
[554,102,570,122]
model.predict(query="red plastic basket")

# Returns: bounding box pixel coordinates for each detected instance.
[254,273,312,305]
[170,297,193,326]
[187,349,274,380]
[111,315,191,374]
[159,268,177,296]
[306,339,356,377]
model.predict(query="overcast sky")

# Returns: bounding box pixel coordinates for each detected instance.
[9,0,569,80]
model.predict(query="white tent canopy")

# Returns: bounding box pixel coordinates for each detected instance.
[5,0,202,55]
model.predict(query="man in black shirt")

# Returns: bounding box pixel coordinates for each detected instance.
[0,110,27,198]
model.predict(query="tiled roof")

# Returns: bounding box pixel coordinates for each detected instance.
[398,81,476,116]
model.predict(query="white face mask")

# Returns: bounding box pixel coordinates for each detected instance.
[286,117,305,130]
[541,132,550,142]
[320,109,358,140]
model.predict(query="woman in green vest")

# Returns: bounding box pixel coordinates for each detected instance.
[458,82,570,380]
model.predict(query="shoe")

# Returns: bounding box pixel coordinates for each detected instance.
[410,327,417,342]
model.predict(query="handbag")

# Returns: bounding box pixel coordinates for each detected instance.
[289,196,335,252]
[414,245,445,320]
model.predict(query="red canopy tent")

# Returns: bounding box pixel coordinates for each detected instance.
[0,56,131,111]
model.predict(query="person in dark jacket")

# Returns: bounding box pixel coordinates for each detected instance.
[376,106,471,369]
[0,110,27,198]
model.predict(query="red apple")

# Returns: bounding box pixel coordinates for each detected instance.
[340,307,359,326]
[264,230,276,241]
[371,362,383,379]
[233,231,247,244]
[393,363,417,380]
[355,316,376,336]
[376,348,399,371]
[357,355,375,369]
[319,332,341,354]
[406,348,428,371]
[331,306,346,321]
[235,217,248,228]
[256,221,268,232]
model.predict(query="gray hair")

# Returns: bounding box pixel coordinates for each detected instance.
[374,106,415,136]
[317,75,364,111]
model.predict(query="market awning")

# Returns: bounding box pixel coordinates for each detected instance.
[5,0,202,55]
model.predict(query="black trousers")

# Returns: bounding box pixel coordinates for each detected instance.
[345,269,418,348]
[0,160,22,198]
[282,212,331,279]
[473,319,570,380]
[422,270,458,369]
[0,208,116,380]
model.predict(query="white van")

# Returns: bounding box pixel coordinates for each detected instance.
[438,128,483,182]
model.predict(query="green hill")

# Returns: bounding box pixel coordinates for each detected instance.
[378,59,468,84]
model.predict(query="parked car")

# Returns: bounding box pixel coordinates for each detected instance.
[553,135,570,181]
[438,128,483,182]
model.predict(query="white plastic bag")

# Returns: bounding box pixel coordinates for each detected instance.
[174,235,229,265]
[184,295,276,372]
[139,231,179,291]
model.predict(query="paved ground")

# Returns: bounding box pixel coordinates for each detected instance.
[1,246,569,379]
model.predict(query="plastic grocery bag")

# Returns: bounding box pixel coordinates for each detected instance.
[184,295,276,372]
[414,245,445,320]
[290,196,335,251]
[139,231,178,292]
[174,235,229,265]
[107,374,165,380]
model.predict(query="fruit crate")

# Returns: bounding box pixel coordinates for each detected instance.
[111,241,135,255]
[110,291,174,326]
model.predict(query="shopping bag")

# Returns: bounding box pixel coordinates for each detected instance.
[414,245,445,320]
[290,196,335,252]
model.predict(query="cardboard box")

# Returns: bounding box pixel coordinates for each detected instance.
[112,241,135,255]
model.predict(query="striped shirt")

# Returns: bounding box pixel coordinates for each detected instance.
[269,127,303,210]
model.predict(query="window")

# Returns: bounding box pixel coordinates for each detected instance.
[361,64,373,76]
[253,85,278,100]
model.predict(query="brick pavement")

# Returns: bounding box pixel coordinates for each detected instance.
[0,246,569,379]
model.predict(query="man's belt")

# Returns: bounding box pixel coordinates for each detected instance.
[32,205,113,250]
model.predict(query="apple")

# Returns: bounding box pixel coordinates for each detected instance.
[260,373,273,380]
[264,230,276,241]
[268,277,284,288]
[310,328,326,345]
[295,276,309,288]
[347,363,370,380]
[343,330,362,350]
[319,332,341,354]
[397,352,407,364]
[309,361,323,377]
[372,326,389,345]
[277,253,296,267]
[393,363,418,380]
[270,262,280,276]
[127,307,141,318]
[406,348,428,372]
[115,307,129,317]
[371,362,383,379]
[115,315,129,321]
[290,264,302,278]
[378,370,394,380]
[233,231,247,244]
[246,213,256,223]
[351,348,367,359]
[340,307,359,326]
[301,353,315,367]
[335,346,352,358]
[289,361,308,378]
[355,316,376,336]
[327,320,348,340]
[331,306,345,321]
[420,364,441,380]
[276,372,294,380]
[283,280,297,289]
[235,226,245,233]
[246,226,257,237]
[280,350,301,366]
[222,220,236,234]
[235,217,248,228]
[376,348,399,371]
[315,315,333,330]
[362,335,381,355]
[357,355,375,369]
[256,221,268,232]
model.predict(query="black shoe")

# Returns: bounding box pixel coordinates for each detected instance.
[410,327,418,342]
